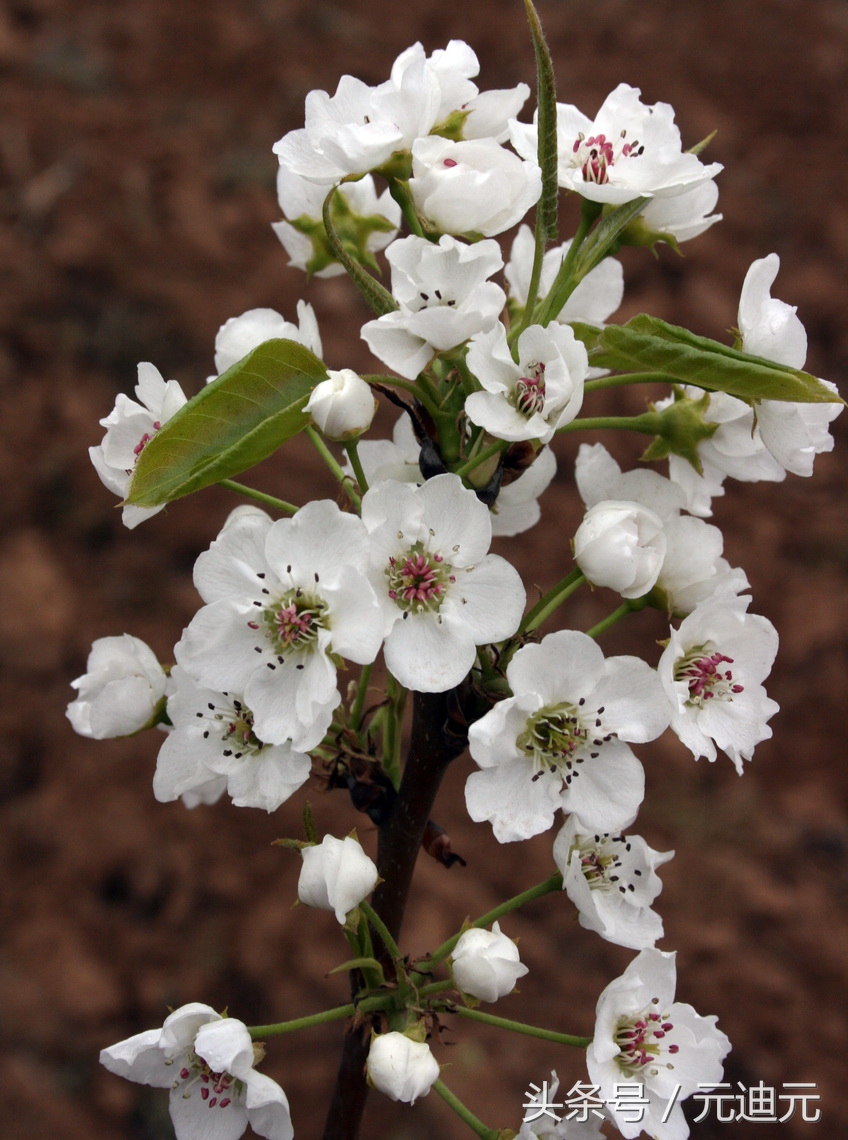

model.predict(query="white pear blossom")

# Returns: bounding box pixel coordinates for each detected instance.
[89,362,188,529]
[361,234,505,379]
[574,443,748,611]
[212,303,322,378]
[394,40,530,142]
[588,949,730,1140]
[451,922,529,1002]
[272,169,400,277]
[573,500,667,600]
[67,634,167,739]
[465,630,669,841]
[638,178,722,243]
[100,1003,293,1140]
[664,255,841,512]
[409,135,541,237]
[510,84,722,205]
[658,595,779,773]
[360,474,525,692]
[553,815,673,950]
[366,1032,440,1104]
[273,53,439,185]
[506,224,624,328]
[175,502,384,749]
[465,321,588,443]
[153,667,312,812]
[658,514,749,615]
[305,369,376,440]
[297,833,378,923]
[738,252,807,369]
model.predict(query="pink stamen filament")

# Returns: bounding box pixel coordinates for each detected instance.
[276,603,313,647]
[516,362,546,416]
[132,421,161,459]
[679,651,744,701]
[615,1009,676,1071]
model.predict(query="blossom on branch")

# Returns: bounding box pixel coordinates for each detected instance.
[100,1003,293,1140]
[588,949,730,1140]
[409,135,541,237]
[510,84,722,205]
[361,474,525,692]
[366,1032,440,1104]
[153,667,312,812]
[658,594,779,773]
[67,634,167,739]
[465,630,669,841]
[297,833,378,924]
[175,503,383,749]
[211,303,322,378]
[450,922,529,1002]
[89,362,187,529]
[553,815,674,950]
[361,234,505,379]
[465,321,588,443]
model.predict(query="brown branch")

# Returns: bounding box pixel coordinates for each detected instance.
[320,686,469,1140]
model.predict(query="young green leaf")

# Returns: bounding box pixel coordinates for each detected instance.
[524,0,558,242]
[127,338,328,507]
[590,315,842,403]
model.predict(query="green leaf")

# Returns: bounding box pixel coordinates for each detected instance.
[127,338,328,507]
[590,315,842,403]
[524,0,558,241]
[327,957,386,983]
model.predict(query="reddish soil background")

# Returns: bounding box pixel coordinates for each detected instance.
[1,1,846,1138]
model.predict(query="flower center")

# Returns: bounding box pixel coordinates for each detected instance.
[571,130,644,184]
[575,833,628,893]
[168,1051,241,1111]
[515,362,546,416]
[674,643,744,708]
[386,541,456,614]
[614,1001,678,1076]
[196,697,265,760]
[247,587,327,657]
[517,700,610,784]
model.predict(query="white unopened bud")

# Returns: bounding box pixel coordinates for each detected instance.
[573,499,666,599]
[451,922,528,1002]
[67,634,167,739]
[366,1032,439,1104]
[297,834,378,923]
[305,369,377,440]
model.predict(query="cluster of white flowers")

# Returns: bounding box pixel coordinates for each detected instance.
[75,22,843,1140]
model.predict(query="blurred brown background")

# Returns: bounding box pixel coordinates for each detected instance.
[1,1,846,1138]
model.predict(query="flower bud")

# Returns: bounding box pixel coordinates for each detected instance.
[451,921,529,1002]
[67,634,167,739]
[305,369,377,441]
[366,1032,439,1104]
[297,834,378,923]
[573,499,666,599]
